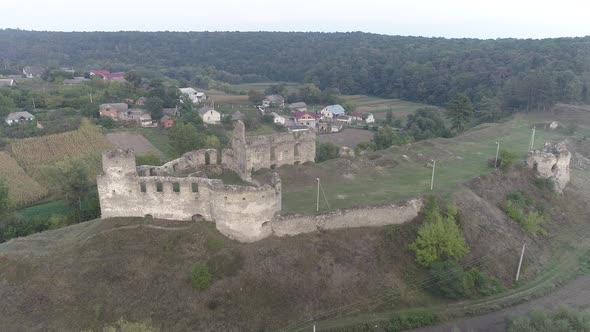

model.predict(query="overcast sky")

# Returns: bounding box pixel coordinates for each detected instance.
[3,0,589,39]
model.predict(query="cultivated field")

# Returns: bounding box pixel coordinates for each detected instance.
[0,152,48,206]
[106,132,162,156]
[8,120,111,185]
[341,95,438,120]
[318,128,374,147]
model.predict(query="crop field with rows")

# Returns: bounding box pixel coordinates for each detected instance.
[0,152,48,206]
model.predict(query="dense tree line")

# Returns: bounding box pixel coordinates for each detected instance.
[1,30,588,108]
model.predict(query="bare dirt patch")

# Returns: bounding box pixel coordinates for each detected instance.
[318,128,374,147]
[106,132,162,156]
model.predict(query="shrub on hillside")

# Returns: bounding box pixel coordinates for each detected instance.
[409,200,469,267]
[508,307,590,332]
[428,261,504,300]
[316,142,340,163]
[502,191,548,236]
[499,150,518,171]
[190,263,212,291]
[136,152,161,166]
[387,311,438,332]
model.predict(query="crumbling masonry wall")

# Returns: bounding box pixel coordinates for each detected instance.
[97,149,281,242]
[526,141,571,192]
[222,120,316,180]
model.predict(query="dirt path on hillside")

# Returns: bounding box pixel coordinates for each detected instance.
[412,275,590,332]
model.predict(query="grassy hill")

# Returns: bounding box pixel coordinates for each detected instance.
[1,106,590,331]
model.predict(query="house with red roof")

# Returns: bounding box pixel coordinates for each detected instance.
[90,70,125,81]
[294,111,319,128]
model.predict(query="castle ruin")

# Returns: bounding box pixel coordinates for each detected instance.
[97,121,315,242]
[526,141,571,192]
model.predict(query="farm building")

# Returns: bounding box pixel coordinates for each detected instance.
[90,70,125,81]
[320,104,346,119]
[22,66,44,78]
[262,95,285,108]
[270,112,286,125]
[288,101,307,112]
[179,87,206,104]
[99,103,129,119]
[5,111,35,125]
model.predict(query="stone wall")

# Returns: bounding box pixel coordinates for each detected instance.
[137,149,218,176]
[97,149,281,242]
[272,199,423,237]
[222,120,316,180]
[526,141,571,192]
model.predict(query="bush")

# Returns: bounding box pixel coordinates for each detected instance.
[387,311,438,332]
[508,307,590,332]
[136,152,161,166]
[316,142,340,163]
[190,263,212,291]
[428,261,504,299]
[502,192,548,236]
[409,201,469,267]
[499,150,518,171]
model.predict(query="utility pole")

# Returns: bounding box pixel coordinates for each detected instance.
[90,93,93,103]
[515,241,526,282]
[32,97,36,110]
[528,126,536,151]
[495,141,500,168]
[430,160,436,191]
[316,178,320,212]
[313,323,316,332]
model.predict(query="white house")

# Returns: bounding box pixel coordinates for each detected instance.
[6,111,35,125]
[270,112,285,125]
[320,104,346,119]
[363,113,375,123]
[179,88,207,104]
[294,111,319,128]
[198,106,221,124]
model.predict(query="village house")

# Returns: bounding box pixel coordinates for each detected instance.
[140,113,155,127]
[270,112,286,125]
[99,103,129,120]
[320,104,346,119]
[262,95,285,108]
[22,66,44,78]
[160,115,174,128]
[294,110,319,128]
[179,87,206,104]
[198,105,221,124]
[335,115,352,124]
[5,111,35,125]
[350,111,375,123]
[90,70,125,81]
[0,79,16,87]
[288,101,307,112]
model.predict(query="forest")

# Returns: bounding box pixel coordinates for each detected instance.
[1,29,589,108]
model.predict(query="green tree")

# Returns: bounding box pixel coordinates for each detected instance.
[124,70,142,88]
[264,83,287,97]
[0,94,16,116]
[316,142,340,162]
[168,122,204,155]
[298,83,322,103]
[145,97,164,119]
[475,96,504,123]
[409,203,469,267]
[445,94,473,133]
[47,160,92,208]
[247,89,264,103]
[499,149,518,171]
[406,107,450,140]
[374,126,414,149]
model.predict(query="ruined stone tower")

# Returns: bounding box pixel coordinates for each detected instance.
[526,141,571,192]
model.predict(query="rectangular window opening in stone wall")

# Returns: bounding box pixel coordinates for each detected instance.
[205,152,211,165]
[173,182,180,193]
[156,182,163,192]
[140,183,146,193]
[191,183,199,192]
[150,168,156,176]
[138,169,146,176]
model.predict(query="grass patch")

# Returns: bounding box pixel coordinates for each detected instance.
[17,200,72,219]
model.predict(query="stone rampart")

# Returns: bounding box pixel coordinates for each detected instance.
[272,199,423,237]
[97,149,281,242]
